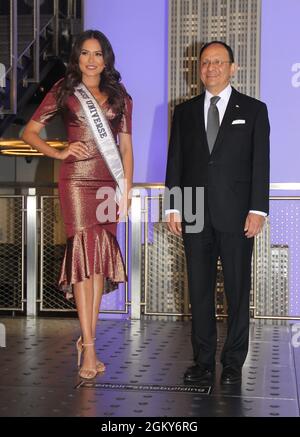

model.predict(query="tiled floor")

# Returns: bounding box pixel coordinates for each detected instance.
[0,317,299,417]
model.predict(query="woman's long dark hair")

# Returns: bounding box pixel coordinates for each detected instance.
[57,30,126,118]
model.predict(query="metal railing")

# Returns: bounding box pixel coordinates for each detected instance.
[0,183,299,320]
[0,193,25,312]
[252,184,300,320]
[39,194,130,314]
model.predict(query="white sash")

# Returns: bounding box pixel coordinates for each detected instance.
[74,83,124,205]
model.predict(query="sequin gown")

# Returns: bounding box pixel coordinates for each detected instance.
[31,79,132,297]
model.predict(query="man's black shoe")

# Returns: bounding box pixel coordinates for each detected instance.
[221,366,242,385]
[184,365,215,383]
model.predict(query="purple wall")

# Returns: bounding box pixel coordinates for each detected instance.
[261,0,300,315]
[260,0,300,183]
[84,0,300,185]
[84,0,168,183]
[84,0,300,317]
[84,0,168,316]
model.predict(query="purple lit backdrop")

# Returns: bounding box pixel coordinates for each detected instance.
[261,0,300,183]
[84,0,300,184]
[84,0,168,183]
[84,0,168,315]
[85,0,300,316]
[261,0,300,315]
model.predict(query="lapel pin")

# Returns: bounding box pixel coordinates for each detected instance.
[235,104,240,108]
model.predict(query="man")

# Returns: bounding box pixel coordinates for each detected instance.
[165,41,270,385]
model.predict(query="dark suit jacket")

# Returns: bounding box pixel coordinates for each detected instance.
[165,87,270,233]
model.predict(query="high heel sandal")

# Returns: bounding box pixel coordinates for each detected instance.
[76,336,106,373]
[76,341,97,380]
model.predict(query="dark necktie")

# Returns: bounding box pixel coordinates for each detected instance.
[206,96,221,153]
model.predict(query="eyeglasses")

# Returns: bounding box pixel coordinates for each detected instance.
[201,59,232,68]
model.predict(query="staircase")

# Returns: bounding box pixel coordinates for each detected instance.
[0,0,82,137]
[0,14,54,67]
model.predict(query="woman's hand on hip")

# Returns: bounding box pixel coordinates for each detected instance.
[58,141,89,160]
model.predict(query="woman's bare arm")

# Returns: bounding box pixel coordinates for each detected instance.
[22,120,89,160]
[119,132,133,190]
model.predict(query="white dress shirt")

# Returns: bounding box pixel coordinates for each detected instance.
[204,83,232,129]
[165,84,267,218]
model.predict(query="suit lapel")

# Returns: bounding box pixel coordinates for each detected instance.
[211,87,241,156]
[192,93,210,157]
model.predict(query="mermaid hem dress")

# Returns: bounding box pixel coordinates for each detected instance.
[31,79,132,299]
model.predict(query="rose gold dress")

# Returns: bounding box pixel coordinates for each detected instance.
[31,79,132,297]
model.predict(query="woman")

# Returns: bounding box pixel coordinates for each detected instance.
[22,30,133,379]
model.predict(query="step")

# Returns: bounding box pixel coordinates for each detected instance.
[0,14,53,22]
[0,38,51,67]
[0,14,53,31]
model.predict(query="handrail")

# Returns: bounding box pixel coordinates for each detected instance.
[2,0,75,115]
[0,183,298,317]
[8,0,17,115]
[0,182,299,190]
[270,183,300,190]
[5,15,56,78]
[34,0,40,82]
[53,0,59,57]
